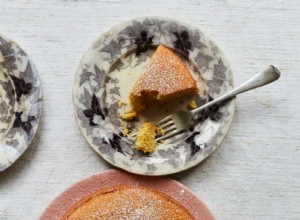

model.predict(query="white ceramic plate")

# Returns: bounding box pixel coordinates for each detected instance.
[0,33,42,171]
[73,17,235,175]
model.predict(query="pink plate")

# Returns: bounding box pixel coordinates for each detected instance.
[40,169,214,220]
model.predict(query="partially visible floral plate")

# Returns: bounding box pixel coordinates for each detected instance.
[0,33,42,171]
[73,17,235,175]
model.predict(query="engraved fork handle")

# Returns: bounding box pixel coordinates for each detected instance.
[190,65,281,116]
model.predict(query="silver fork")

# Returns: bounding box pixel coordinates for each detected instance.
[130,65,281,141]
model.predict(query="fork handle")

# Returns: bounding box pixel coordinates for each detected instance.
[190,65,281,115]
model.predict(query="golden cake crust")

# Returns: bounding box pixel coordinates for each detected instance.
[63,186,194,220]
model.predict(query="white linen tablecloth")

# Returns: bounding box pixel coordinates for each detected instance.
[0,1,299,219]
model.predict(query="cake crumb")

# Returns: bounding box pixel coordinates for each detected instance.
[120,122,129,136]
[157,127,165,135]
[119,109,138,120]
[122,126,129,136]
[187,99,197,109]
[118,100,126,107]
[135,122,158,153]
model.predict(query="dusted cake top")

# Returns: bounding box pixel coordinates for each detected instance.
[130,45,199,112]
[63,186,194,220]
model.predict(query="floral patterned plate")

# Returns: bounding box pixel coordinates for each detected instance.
[0,33,42,171]
[73,17,235,175]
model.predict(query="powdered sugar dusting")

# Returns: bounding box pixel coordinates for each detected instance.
[64,186,193,220]
[180,189,185,196]
[132,45,199,97]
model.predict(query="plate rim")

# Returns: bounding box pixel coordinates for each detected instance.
[72,16,236,176]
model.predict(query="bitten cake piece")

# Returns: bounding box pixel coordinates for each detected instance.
[135,122,158,153]
[130,45,199,112]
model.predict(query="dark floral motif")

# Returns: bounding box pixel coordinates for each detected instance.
[0,37,14,55]
[105,76,120,102]
[0,38,18,73]
[194,51,214,69]
[93,134,125,161]
[184,131,210,162]
[94,65,105,85]
[0,80,14,134]
[105,101,121,127]
[1,56,17,73]
[10,74,32,102]
[118,20,154,56]
[194,95,223,123]
[134,30,154,56]
[185,132,201,158]
[0,101,9,115]
[189,31,207,50]
[169,24,209,60]
[119,20,146,39]
[80,88,92,109]
[213,59,226,79]
[83,94,105,126]
[157,148,182,168]
[150,18,167,31]
[119,20,151,41]
[93,136,114,161]
[129,150,148,164]
[13,111,35,136]
[134,49,153,67]
[168,22,206,52]
[146,164,158,174]
[9,62,36,102]
[79,69,92,86]
[100,39,125,60]
[206,59,227,95]
[109,59,125,72]
[173,30,191,56]
[134,154,150,167]
[0,79,15,106]
[108,134,124,155]
[77,107,94,136]
[93,65,105,88]
[0,93,12,133]
[5,139,19,148]
[105,75,119,84]
[110,87,120,96]
[208,105,223,122]
[117,19,156,67]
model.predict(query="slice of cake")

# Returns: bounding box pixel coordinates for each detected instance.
[130,45,199,112]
